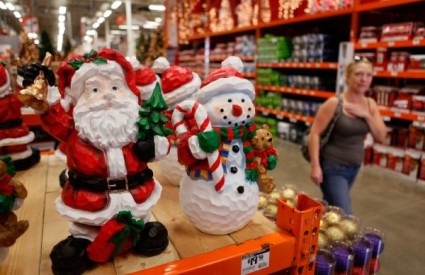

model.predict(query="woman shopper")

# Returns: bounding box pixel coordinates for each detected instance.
[308,57,387,215]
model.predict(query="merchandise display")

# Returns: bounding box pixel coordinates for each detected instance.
[0,63,40,171]
[0,157,29,263]
[17,49,171,274]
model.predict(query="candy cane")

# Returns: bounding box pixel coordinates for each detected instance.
[172,100,225,192]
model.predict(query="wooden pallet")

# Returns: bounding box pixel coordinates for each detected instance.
[0,155,282,275]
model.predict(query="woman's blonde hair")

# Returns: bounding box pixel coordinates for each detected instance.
[345,56,373,77]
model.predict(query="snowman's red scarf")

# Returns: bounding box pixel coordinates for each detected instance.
[214,122,257,181]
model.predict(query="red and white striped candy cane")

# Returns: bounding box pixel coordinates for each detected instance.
[171,100,225,192]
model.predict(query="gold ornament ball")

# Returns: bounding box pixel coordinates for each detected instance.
[285,199,296,208]
[323,211,342,225]
[258,195,268,209]
[320,219,328,230]
[263,204,278,219]
[339,219,359,237]
[318,232,329,249]
[326,226,346,242]
[281,187,297,200]
[268,191,281,204]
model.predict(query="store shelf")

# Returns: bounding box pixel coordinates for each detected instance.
[256,84,334,99]
[187,25,257,40]
[256,106,315,124]
[258,8,353,29]
[210,55,255,62]
[257,62,338,70]
[355,38,425,50]
[373,70,425,79]
[242,72,256,78]
[355,0,424,12]
[379,106,425,122]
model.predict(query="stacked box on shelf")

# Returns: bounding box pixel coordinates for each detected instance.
[257,68,281,85]
[291,33,338,63]
[258,35,292,62]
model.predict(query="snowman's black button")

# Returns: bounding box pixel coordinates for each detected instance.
[232,145,240,153]
[230,167,238,174]
[237,186,244,194]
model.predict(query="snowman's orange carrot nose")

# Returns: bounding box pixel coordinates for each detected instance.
[232,104,242,117]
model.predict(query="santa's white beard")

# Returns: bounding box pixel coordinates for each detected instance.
[73,95,139,150]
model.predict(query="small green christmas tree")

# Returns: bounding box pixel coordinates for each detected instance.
[137,83,173,141]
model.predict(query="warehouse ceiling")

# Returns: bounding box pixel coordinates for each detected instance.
[2,0,164,48]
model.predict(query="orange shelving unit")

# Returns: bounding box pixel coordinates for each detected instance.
[256,106,315,124]
[256,85,335,99]
[130,195,323,275]
[355,39,425,50]
[257,62,338,70]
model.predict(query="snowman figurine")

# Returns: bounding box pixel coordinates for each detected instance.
[152,57,201,186]
[172,56,259,235]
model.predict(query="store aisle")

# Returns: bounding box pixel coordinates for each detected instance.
[271,139,425,275]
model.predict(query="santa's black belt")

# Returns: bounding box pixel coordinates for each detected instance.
[0,118,23,129]
[67,169,153,192]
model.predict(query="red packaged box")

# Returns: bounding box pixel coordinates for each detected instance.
[381,22,424,42]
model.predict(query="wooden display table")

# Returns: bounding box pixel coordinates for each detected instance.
[0,155,321,275]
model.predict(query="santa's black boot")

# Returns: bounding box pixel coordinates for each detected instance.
[50,236,94,275]
[133,221,169,256]
[59,169,68,188]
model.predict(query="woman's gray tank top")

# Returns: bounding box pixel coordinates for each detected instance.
[321,110,370,166]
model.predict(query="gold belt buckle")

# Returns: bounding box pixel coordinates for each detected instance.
[107,177,129,193]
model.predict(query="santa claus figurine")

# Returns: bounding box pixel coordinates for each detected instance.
[172,56,260,235]
[0,63,40,171]
[151,57,201,186]
[18,49,171,274]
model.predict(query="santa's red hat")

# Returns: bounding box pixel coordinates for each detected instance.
[56,48,139,106]
[0,64,11,97]
[127,57,160,100]
[197,56,254,104]
[152,57,200,108]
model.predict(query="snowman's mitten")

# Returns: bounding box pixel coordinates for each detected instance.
[19,63,56,87]
[135,137,155,162]
[152,136,171,161]
[197,130,220,153]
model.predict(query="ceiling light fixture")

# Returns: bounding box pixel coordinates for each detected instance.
[118,25,140,30]
[92,22,100,29]
[13,11,21,18]
[58,15,65,22]
[0,2,6,10]
[111,1,122,10]
[148,4,165,11]
[110,30,126,35]
[155,17,162,23]
[5,2,15,10]
[59,6,67,15]
[103,10,112,18]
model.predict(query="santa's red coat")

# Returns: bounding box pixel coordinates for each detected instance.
[0,93,30,140]
[41,103,155,212]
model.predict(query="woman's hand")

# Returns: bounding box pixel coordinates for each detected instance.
[310,165,323,185]
[343,101,370,119]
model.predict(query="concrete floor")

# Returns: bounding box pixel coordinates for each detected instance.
[269,139,425,275]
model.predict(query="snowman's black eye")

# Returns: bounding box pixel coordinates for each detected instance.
[241,99,245,103]
[92,88,99,93]
[228,99,232,103]
[223,116,227,119]
[220,108,224,112]
[248,107,252,111]
[112,86,118,91]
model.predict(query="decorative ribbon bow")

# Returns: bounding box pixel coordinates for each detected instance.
[110,210,145,257]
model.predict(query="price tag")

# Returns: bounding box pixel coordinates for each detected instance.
[388,41,395,47]
[295,89,301,94]
[315,63,320,68]
[390,71,398,77]
[299,63,305,68]
[302,90,308,95]
[418,116,425,121]
[361,42,367,48]
[262,112,269,116]
[412,38,421,45]
[276,115,284,120]
[306,63,312,68]
[394,112,401,118]
[241,248,270,275]
[289,118,297,123]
